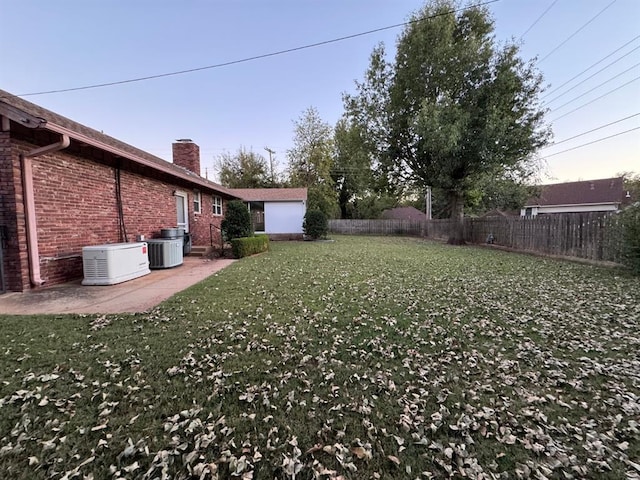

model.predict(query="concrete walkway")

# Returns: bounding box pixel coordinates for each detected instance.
[0,257,236,315]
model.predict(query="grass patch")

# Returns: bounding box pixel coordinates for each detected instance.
[1,236,638,479]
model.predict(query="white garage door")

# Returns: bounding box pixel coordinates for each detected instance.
[264,202,305,234]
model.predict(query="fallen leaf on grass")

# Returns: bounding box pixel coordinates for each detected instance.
[388,455,400,466]
[351,446,372,461]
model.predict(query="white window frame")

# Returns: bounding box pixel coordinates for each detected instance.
[212,195,223,216]
[193,190,201,214]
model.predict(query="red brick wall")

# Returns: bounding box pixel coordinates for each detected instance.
[0,132,29,291]
[189,191,225,248]
[4,136,228,291]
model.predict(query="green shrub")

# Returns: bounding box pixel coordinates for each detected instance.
[303,209,328,240]
[231,234,270,258]
[222,200,252,240]
[620,204,640,275]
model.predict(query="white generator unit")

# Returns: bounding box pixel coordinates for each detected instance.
[147,238,183,269]
[82,242,151,285]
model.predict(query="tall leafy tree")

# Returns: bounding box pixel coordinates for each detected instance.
[287,107,338,217]
[343,44,406,197]
[384,0,550,243]
[332,118,372,218]
[466,172,540,215]
[217,147,271,188]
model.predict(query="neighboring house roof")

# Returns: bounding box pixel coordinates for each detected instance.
[381,206,425,221]
[230,188,308,202]
[524,177,626,207]
[0,88,236,198]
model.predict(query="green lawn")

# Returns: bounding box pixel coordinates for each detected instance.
[1,236,638,479]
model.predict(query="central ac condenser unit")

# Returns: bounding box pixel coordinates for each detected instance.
[82,242,150,285]
[147,238,183,269]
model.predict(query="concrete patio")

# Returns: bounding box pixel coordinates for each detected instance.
[0,257,235,315]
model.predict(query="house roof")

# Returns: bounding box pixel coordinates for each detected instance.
[230,188,308,202]
[381,206,425,221]
[525,177,626,207]
[0,88,236,198]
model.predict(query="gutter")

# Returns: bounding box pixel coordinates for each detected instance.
[21,134,70,286]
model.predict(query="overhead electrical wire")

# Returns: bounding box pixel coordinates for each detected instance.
[320,114,640,173]
[519,0,559,40]
[544,44,640,104]
[538,0,617,63]
[12,0,500,98]
[548,62,640,111]
[542,126,640,158]
[542,112,640,148]
[550,75,640,122]
[541,34,640,99]
[5,0,634,163]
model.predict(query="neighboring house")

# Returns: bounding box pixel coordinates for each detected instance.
[0,89,238,292]
[521,177,629,217]
[231,188,307,240]
[381,206,425,221]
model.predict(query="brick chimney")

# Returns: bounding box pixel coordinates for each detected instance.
[172,139,201,175]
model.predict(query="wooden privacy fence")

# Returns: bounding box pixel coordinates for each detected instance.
[328,212,625,263]
[328,219,427,237]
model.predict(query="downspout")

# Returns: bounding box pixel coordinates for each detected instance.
[21,134,70,286]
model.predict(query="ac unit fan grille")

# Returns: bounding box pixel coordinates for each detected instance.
[147,239,183,268]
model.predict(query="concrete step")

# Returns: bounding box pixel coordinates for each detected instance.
[188,245,214,257]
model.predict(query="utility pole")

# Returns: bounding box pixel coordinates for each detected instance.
[264,147,276,185]
[425,186,432,220]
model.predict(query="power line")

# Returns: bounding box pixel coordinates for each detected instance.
[538,0,617,63]
[549,62,640,111]
[12,0,500,98]
[541,34,640,100]
[327,116,640,169]
[550,75,640,122]
[333,117,640,171]
[544,44,640,104]
[519,0,559,40]
[542,126,640,158]
[542,113,640,148]
[336,115,640,171]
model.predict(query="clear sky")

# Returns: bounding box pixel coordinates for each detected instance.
[1,0,638,184]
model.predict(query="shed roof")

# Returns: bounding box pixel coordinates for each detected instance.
[0,88,236,198]
[230,188,308,202]
[525,177,625,207]
[381,206,425,221]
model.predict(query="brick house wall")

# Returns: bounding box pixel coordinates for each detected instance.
[189,190,225,249]
[0,131,29,291]
[1,134,229,292]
